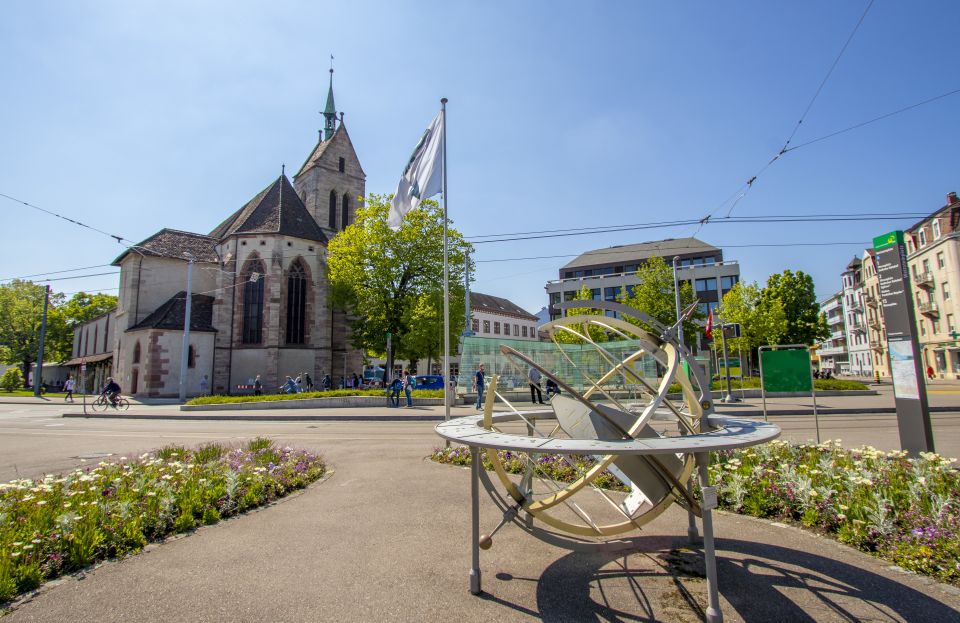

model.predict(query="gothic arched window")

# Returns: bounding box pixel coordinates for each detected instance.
[286,260,307,344]
[328,190,337,229]
[342,193,350,229]
[241,260,264,344]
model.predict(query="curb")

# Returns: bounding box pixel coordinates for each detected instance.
[716,406,960,416]
[62,412,447,422]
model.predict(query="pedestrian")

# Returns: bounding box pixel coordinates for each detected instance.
[353,373,361,389]
[282,376,297,394]
[63,375,75,403]
[389,375,402,407]
[199,375,210,396]
[927,365,935,380]
[295,374,304,393]
[323,374,332,391]
[403,370,414,407]
[473,363,486,410]
[545,377,560,398]
[254,374,263,396]
[528,366,544,404]
[304,372,313,392]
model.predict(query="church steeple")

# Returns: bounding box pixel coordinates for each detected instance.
[323,60,337,141]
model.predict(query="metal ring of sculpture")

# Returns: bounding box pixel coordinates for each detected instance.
[436,300,781,621]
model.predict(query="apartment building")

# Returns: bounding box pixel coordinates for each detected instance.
[468,292,540,341]
[861,249,889,378]
[840,257,872,377]
[818,292,847,374]
[904,192,960,378]
[543,238,740,342]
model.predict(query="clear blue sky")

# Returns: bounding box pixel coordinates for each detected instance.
[2,1,958,314]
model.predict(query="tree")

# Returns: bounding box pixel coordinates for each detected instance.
[327,194,472,368]
[619,256,704,341]
[553,286,609,344]
[759,270,829,345]
[716,281,786,352]
[1,367,23,392]
[0,280,65,385]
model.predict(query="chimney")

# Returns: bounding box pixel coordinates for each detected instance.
[949,192,958,205]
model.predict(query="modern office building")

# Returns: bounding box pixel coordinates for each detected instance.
[904,192,960,378]
[817,292,847,375]
[543,238,740,336]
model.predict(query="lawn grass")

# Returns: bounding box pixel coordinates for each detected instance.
[0,438,326,603]
[0,391,69,398]
[186,388,445,406]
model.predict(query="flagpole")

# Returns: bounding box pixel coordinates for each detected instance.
[441,97,450,423]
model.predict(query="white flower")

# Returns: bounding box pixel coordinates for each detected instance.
[836,513,846,520]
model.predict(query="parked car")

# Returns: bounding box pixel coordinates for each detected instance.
[415,375,444,390]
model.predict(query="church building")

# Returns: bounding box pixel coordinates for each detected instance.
[111,71,366,397]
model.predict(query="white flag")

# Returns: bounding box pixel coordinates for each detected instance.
[388,110,443,229]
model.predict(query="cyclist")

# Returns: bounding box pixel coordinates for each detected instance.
[101,377,122,406]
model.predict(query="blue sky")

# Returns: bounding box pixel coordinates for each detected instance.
[1,1,958,314]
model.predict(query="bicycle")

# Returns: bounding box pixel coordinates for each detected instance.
[91,393,130,412]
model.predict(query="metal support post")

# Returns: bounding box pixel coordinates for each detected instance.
[720,323,739,403]
[697,452,723,623]
[674,257,698,541]
[178,255,194,402]
[470,445,482,595]
[810,362,821,444]
[33,285,50,397]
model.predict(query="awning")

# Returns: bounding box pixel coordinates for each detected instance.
[64,352,113,366]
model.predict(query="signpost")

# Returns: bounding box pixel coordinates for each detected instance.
[759,345,819,442]
[873,231,934,454]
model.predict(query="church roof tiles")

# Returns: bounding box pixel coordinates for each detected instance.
[127,291,217,333]
[112,229,218,266]
[208,174,328,244]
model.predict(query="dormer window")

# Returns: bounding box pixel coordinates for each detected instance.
[338,157,345,173]
[919,229,927,247]
[933,219,942,240]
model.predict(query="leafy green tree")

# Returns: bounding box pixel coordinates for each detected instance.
[716,281,786,353]
[0,280,66,385]
[759,270,829,345]
[327,194,472,368]
[1,367,23,392]
[619,256,703,340]
[553,286,609,344]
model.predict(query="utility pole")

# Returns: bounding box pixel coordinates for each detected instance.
[178,254,194,402]
[33,285,50,397]
[672,256,684,347]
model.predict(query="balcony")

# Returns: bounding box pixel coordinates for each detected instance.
[918,301,940,317]
[848,319,866,333]
[830,329,845,339]
[827,313,844,326]
[915,271,935,289]
[819,346,847,356]
[863,292,878,308]
[868,316,882,329]
[847,299,863,312]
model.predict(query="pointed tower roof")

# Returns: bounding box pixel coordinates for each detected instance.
[209,174,328,243]
[324,68,336,116]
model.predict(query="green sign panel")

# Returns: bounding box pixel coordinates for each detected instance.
[760,350,811,393]
[873,230,904,250]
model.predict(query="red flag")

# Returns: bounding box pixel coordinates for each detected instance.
[705,310,713,340]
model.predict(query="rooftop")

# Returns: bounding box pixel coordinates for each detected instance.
[127,292,216,333]
[561,238,720,270]
[208,174,328,243]
[112,229,219,266]
[471,292,538,321]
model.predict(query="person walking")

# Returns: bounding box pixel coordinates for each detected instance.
[389,374,402,407]
[927,365,935,380]
[528,366,544,404]
[254,374,262,396]
[403,370,414,407]
[353,373,361,390]
[63,375,75,403]
[304,372,313,392]
[473,363,486,410]
[199,375,210,396]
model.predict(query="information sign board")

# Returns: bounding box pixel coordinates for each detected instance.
[759,350,811,393]
[873,231,934,453]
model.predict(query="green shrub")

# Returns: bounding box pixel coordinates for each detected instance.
[0,368,23,392]
[186,388,445,406]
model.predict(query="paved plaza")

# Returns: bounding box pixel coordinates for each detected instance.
[0,399,958,621]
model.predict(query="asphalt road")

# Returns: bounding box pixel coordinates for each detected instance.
[0,403,959,621]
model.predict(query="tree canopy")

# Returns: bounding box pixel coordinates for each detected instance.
[759,270,829,345]
[327,194,473,368]
[619,256,703,341]
[716,281,786,353]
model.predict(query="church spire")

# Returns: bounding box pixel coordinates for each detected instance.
[323,56,337,141]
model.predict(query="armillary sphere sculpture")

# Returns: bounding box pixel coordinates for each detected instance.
[436,300,781,623]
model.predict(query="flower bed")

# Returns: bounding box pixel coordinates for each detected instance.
[432,440,960,586]
[0,438,326,603]
[187,388,444,406]
[710,440,960,585]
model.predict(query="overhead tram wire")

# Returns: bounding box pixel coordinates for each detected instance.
[475,240,874,263]
[690,0,876,227]
[0,263,115,283]
[465,212,927,245]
